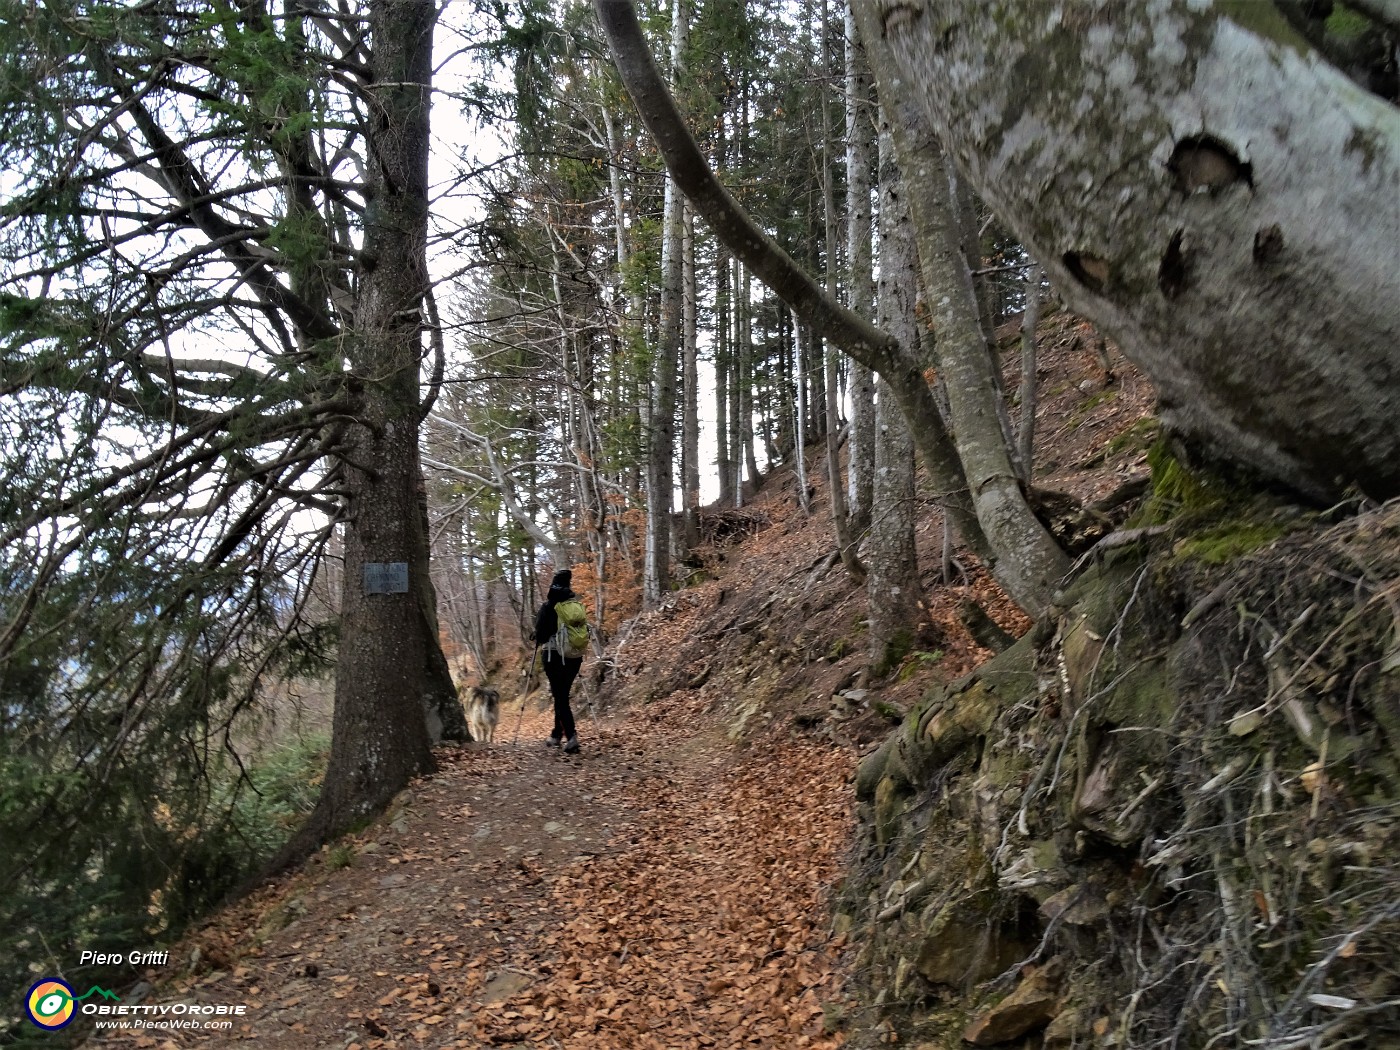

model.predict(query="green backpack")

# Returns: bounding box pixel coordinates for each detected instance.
[553,599,591,658]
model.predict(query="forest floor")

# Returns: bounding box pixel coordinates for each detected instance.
[84,699,855,1050]
[82,308,1153,1050]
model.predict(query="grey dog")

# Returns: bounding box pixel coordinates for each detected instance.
[466,686,501,745]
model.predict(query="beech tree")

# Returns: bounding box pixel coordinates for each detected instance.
[873,0,1400,502]
[852,0,1071,605]
[867,114,925,672]
[842,5,876,538]
[643,0,688,606]
[595,0,1400,622]
[594,0,1063,616]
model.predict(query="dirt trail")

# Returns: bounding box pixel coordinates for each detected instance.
[90,693,853,1050]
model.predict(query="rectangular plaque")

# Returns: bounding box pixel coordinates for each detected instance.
[363,562,409,595]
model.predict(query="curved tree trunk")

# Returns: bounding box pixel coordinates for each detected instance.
[870,0,1400,501]
[593,0,1033,611]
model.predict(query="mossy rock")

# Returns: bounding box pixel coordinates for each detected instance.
[847,500,1400,1050]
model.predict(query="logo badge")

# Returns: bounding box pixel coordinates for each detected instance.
[26,978,77,1030]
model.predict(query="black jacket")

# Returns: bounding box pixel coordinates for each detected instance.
[533,584,579,660]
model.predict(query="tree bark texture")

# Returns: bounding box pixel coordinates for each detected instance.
[289,0,439,857]
[870,0,1400,501]
[857,2,1070,614]
[869,118,925,674]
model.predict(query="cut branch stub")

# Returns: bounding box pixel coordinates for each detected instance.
[1168,135,1254,194]
[1062,251,1110,294]
[1253,224,1285,265]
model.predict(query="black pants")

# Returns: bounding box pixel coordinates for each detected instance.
[542,652,582,739]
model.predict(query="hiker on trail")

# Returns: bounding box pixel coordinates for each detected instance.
[533,569,588,754]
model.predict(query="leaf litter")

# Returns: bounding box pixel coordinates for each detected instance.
[83,311,1152,1050]
[87,696,854,1050]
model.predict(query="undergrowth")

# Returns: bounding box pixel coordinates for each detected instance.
[0,731,328,1046]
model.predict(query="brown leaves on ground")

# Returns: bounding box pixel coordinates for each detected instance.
[463,694,851,1050]
[88,699,853,1050]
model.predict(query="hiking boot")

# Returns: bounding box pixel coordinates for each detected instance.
[545,735,561,748]
[562,735,580,754]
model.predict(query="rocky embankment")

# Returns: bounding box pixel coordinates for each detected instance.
[843,500,1400,1048]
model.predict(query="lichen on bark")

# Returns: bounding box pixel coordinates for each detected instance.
[869,0,1400,502]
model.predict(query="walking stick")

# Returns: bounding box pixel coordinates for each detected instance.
[511,643,539,745]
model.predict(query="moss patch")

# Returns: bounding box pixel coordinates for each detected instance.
[1174,519,1290,564]
[1134,439,1305,567]
[1327,3,1375,38]
[1105,417,1160,457]
[872,628,915,678]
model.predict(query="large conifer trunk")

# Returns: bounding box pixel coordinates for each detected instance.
[871,0,1400,500]
[283,0,439,855]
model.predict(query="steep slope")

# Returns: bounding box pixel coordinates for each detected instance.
[848,502,1400,1048]
[78,309,1176,1050]
[606,311,1400,1048]
[605,307,1157,740]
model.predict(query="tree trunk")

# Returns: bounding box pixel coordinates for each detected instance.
[868,114,925,675]
[847,362,876,532]
[952,169,998,346]
[595,0,999,602]
[716,247,734,507]
[819,0,863,576]
[1016,262,1043,486]
[845,1,876,534]
[872,0,1400,501]
[728,258,745,506]
[681,203,701,549]
[740,272,760,489]
[857,4,1070,612]
[794,314,810,514]
[280,0,439,862]
[643,0,688,608]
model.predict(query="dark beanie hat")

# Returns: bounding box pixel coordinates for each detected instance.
[552,569,572,587]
